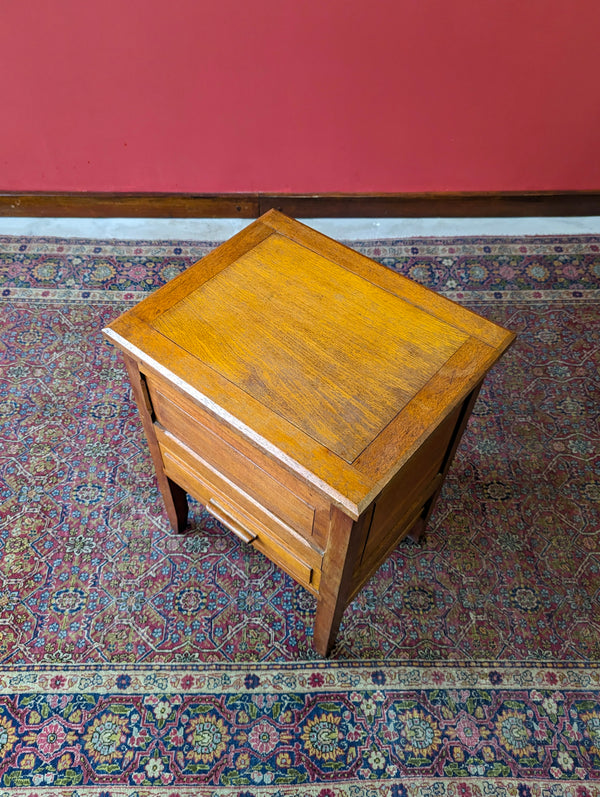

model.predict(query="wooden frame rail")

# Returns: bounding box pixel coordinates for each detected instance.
[0,192,599,218]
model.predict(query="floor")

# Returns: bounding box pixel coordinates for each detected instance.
[0,216,599,240]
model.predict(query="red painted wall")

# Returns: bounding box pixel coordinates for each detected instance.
[1,0,599,193]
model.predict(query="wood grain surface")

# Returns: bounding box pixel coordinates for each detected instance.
[152,231,468,462]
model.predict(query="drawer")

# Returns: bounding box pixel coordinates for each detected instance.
[157,429,323,595]
[144,375,329,547]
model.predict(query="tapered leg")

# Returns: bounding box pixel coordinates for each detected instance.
[121,353,189,532]
[313,595,347,658]
[313,507,366,657]
[407,515,426,544]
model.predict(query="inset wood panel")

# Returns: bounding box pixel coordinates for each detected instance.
[153,231,467,462]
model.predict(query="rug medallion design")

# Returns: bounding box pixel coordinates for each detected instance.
[0,233,598,793]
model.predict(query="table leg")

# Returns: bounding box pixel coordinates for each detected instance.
[313,507,367,657]
[121,353,189,533]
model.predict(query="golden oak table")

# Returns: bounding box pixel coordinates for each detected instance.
[103,211,515,656]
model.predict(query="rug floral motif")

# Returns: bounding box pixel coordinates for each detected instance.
[0,661,599,794]
[0,232,599,792]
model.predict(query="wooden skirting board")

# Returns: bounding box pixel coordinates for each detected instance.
[0,192,599,218]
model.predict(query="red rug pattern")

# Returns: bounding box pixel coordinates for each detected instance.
[1,234,598,664]
[0,233,599,793]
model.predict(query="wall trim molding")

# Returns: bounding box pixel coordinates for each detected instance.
[1,192,599,218]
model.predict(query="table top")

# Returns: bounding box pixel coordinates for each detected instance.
[104,210,515,515]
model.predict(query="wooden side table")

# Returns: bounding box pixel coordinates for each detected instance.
[103,211,515,656]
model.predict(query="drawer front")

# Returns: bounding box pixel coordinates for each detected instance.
[157,430,322,595]
[145,376,329,547]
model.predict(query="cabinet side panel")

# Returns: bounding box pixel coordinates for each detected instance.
[350,402,462,592]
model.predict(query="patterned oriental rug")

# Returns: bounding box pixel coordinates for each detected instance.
[0,233,599,794]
